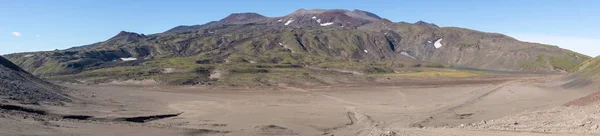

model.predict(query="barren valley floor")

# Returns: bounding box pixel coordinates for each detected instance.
[1,75,599,136]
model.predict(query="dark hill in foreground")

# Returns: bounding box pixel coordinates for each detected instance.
[0,56,71,104]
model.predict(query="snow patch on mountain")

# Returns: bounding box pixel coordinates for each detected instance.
[121,58,138,61]
[279,43,295,53]
[311,16,322,23]
[434,38,443,48]
[320,22,334,26]
[400,52,416,59]
[285,19,294,25]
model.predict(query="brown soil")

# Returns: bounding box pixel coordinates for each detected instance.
[565,91,600,106]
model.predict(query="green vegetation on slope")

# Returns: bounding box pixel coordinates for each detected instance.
[573,56,600,80]
[519,53,588,72]
[2,16,591,86]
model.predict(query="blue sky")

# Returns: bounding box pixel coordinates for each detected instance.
[1,0,599,56]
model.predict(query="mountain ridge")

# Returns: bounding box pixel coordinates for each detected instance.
[3,9,591,86]
[164,9,386,33]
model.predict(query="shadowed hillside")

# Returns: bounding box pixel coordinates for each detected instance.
[0,56,71,104]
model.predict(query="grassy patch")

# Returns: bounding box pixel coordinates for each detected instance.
[47,57,211,85]
[518,54,546,71]
[143,57,198,70]
[422,63,453,68]
[379,69,485,78]
[149,73,200,85]
[548,55,579,71]
[215,68,341,87]
[363,65,394,73]
[519,53,588,72]
[316,61,395,74]
[316,61,364,69]
[227,67,269,73]
[573,56,600,80]
[36,60,66,77]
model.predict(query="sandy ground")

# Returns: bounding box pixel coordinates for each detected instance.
[1,75,599,136]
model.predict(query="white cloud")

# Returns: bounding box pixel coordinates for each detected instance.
[36,34,40,37]
[12,32,21,37]
[508,33,600,57]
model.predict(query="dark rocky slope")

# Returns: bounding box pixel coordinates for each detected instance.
[0,56,71,104]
